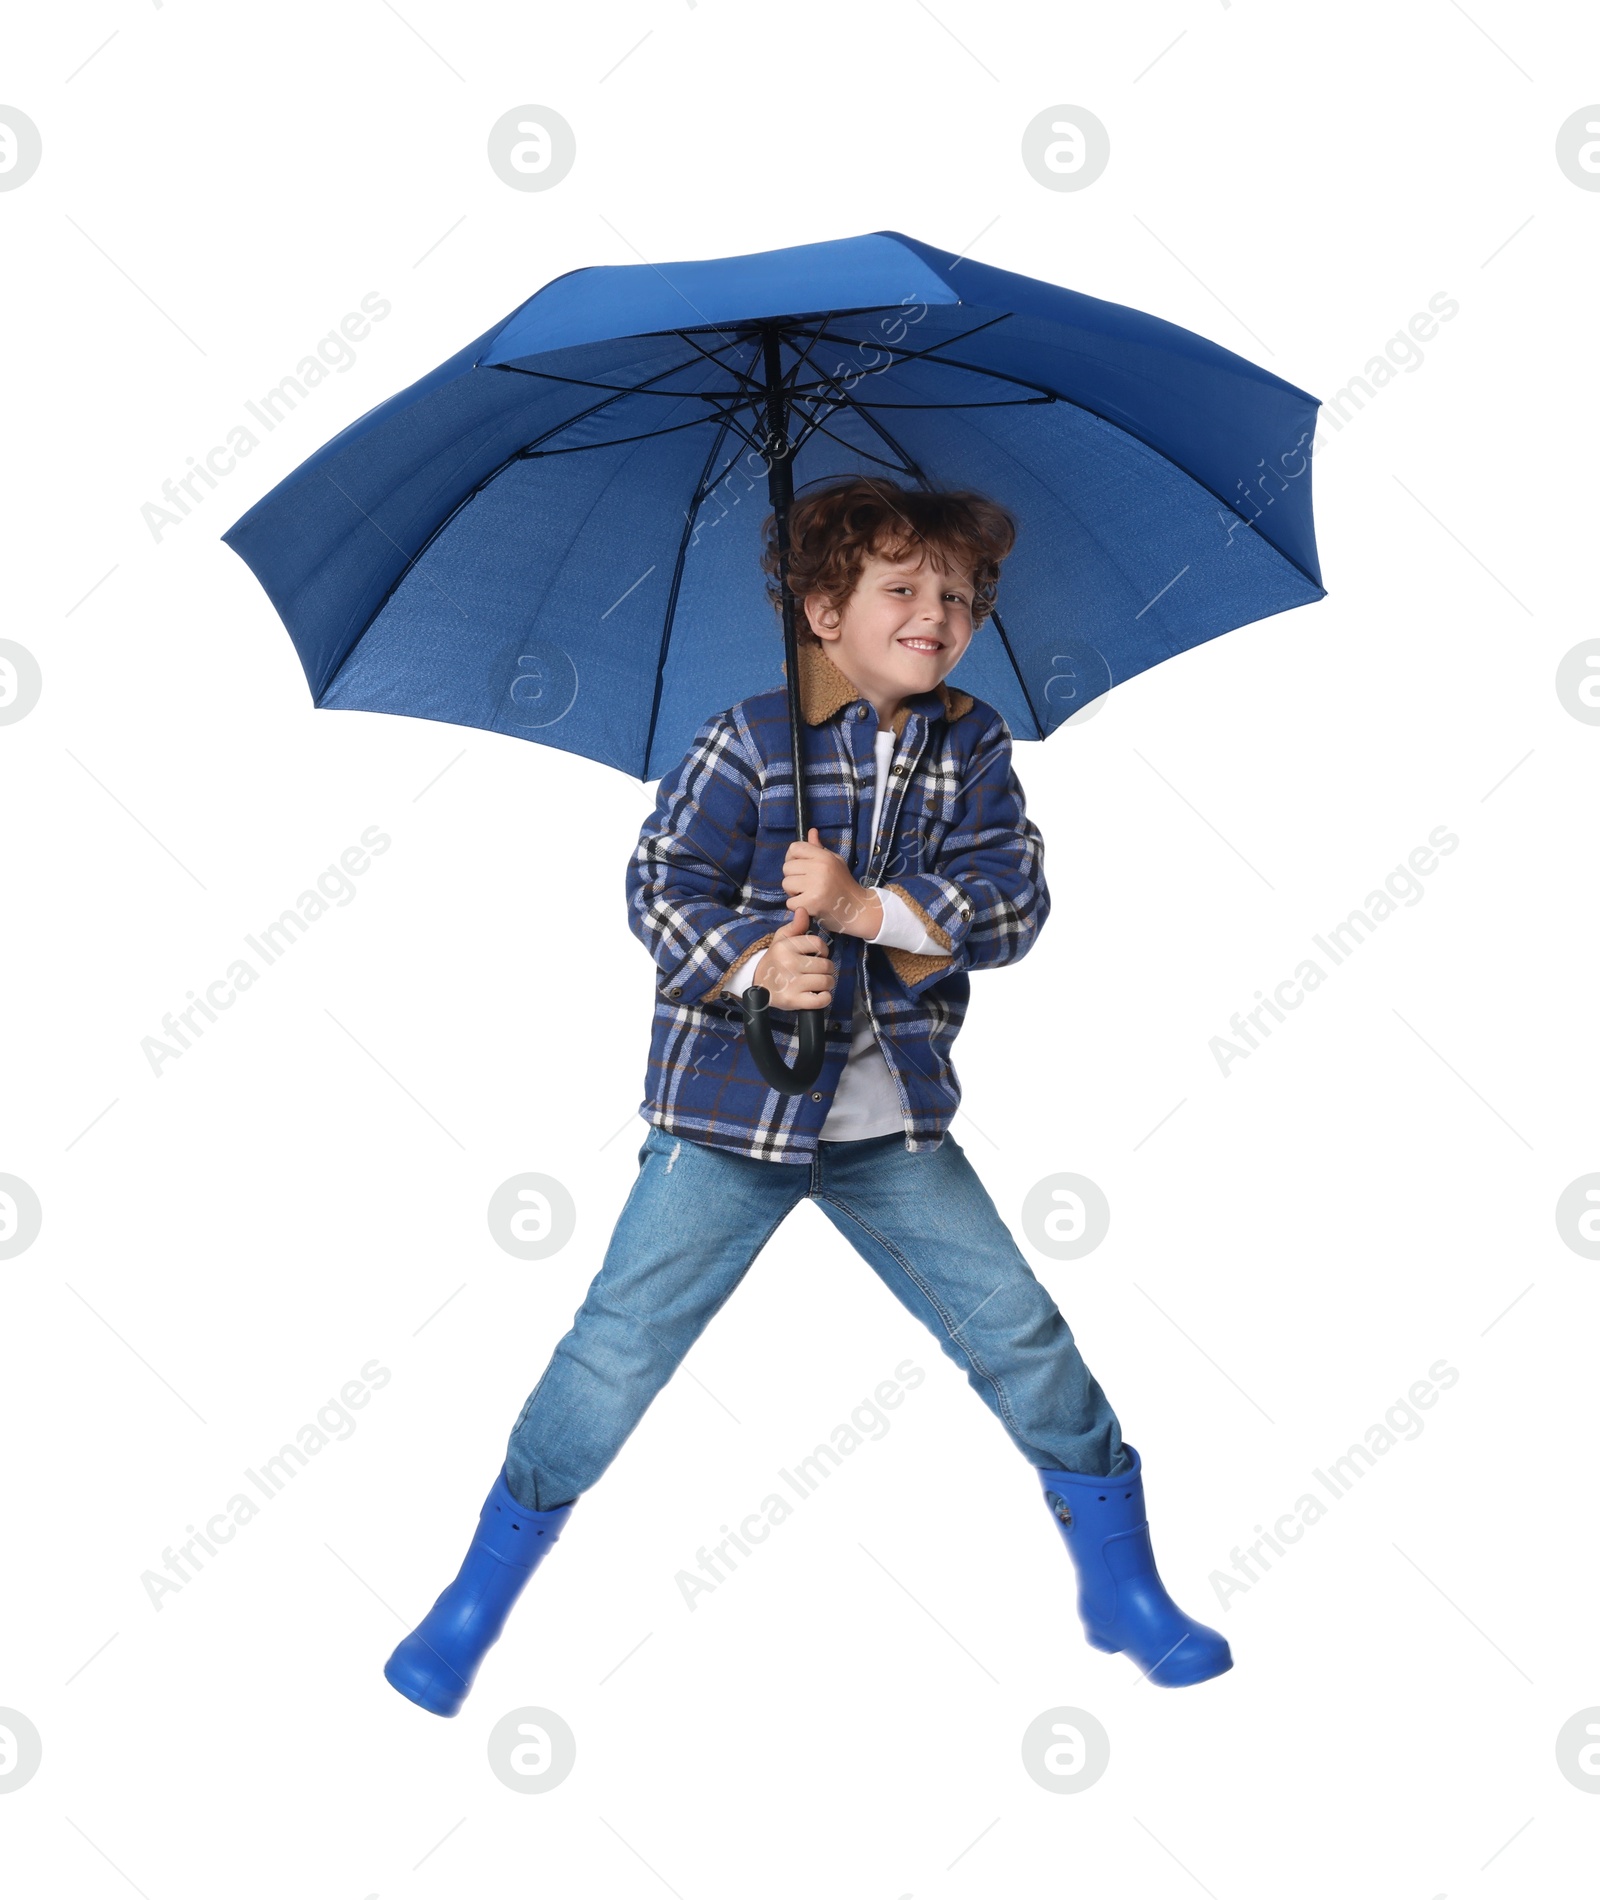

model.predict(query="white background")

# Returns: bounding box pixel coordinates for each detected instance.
[4,3,1598,1894]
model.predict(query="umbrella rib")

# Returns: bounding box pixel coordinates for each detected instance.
[777,315,840,397]
[665,300,946,338]
[806,390,929,481]
[790,309,1015,373]
[756,313,1018,406]
[785,336,928,464]
[686,434,768,514]
[756,319,883,468]
[491,355,751,402]
[803,330,1055,402]
[786,311,1010,381]
[601,312,1017,409]
[979,608,1046,740]
[877,309,1016,358]
[505,344,768,459]
[522,397,768,460]
[641,419,735,779]
[679,318,863,456]
[694,317,913,482]
[510,360,715,456]
[792,362,933,477]
[788,410,916,474]
[812,395,1056,411]
[669,327,766,397]
[509,337,772,461]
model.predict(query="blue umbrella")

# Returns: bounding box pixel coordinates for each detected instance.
[223,229,1324,1090]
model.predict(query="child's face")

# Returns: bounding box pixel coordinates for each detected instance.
[804,543,975,708]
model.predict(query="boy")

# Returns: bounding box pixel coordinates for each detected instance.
[384,478,1231,1715]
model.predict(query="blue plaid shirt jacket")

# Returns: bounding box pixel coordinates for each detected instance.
[626,639,1051,1164]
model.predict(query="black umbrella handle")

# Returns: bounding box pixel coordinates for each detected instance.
[741,986,828,1093]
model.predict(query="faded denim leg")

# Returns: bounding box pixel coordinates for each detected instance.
[504,1123,810,1511]
[810,1131,1132,1479]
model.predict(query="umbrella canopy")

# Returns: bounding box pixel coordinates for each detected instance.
[222,229,1324,783]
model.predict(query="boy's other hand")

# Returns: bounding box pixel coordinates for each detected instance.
[750,905,836,1011]
[781,827,884,939]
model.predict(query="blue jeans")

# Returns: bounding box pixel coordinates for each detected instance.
[505,1125,1131,1510]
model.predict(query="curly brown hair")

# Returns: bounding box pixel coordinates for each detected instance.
[760,476,1016,644]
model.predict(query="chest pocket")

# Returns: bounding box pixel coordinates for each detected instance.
[878,820,946,882]
[756,777,854,890]
[878,751,961,878]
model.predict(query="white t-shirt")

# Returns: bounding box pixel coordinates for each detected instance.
[721,726,947,1140]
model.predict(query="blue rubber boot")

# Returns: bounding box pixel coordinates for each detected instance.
[384,1466,574,1717]
[1038,1444,1232,1687]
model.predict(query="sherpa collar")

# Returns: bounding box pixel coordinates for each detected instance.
[787,638,975,739]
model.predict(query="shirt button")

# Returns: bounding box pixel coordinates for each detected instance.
[810,1091,823,1101]
[855,705,867,719]
[667,985,681,996]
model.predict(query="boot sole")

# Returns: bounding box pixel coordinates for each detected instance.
[1147,1649,1233,1687]
[1084,1627,1234,1686]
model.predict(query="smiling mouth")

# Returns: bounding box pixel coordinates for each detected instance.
[897,636,944,653]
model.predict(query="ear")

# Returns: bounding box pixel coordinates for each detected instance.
[803,593,842,641]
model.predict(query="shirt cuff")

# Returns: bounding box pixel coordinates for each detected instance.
[717,940,768,999]
[869,885,948,956]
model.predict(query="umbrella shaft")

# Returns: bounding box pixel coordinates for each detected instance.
[761,326,810,846]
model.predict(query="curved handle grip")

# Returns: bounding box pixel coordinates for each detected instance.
[740,987,827,1094]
